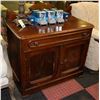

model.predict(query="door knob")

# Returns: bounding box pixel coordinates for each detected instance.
[82,33,89,37]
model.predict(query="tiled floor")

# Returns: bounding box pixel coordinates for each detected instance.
[1,68,99,100]
[42,79,84,100]
[86,83,99,100]
[1,88,12,100]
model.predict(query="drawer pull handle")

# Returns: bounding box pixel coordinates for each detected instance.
[34,42,39,46]
[82,33,89,36]
[29,41,39,47]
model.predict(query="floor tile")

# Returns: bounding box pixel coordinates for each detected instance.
[23,91,47,100]
[14,85,46,100]
[1,88,12,100]
[13,86,23,100]
[86,83,99,100]
[62,90,95,100]
[75,70,99,88]
[42,79,83,100]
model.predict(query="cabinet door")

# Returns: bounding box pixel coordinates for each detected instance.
[25,47,59,86]
[60,41,89,76]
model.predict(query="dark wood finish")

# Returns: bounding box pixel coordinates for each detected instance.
[29,2,55,10]
[29,1,71,13]
[6,15,93,96]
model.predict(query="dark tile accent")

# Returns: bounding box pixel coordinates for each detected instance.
[13,86,23,100]
[84,67,99,74]
[62,90,95,100]
[14,85,47,100]
[23,92,47,100]
[1,88,12,100]
[75,68,99,88]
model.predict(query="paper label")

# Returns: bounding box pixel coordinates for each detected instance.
[18,19,26,28]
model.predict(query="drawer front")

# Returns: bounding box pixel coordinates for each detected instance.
[22,30,91,52]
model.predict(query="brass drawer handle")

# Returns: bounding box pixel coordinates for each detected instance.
[29,41,39,47]
[34,42,39,46]
[82,33,89,37]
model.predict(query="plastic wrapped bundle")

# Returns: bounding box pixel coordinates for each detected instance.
[44,9,56,24]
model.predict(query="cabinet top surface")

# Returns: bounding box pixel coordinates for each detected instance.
[6,16,93,39]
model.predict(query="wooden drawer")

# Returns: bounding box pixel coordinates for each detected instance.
[22,30,91,52]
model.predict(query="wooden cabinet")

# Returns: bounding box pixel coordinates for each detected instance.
[6,16,93,96]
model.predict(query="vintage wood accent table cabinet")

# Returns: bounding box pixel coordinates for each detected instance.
[6,16,93,96]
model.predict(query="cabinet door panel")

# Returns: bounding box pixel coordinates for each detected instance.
[25,47,58,84]
[60,41,89,76]
[63,45,81,69]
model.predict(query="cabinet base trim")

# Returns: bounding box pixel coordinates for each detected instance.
[15,70,83,96]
